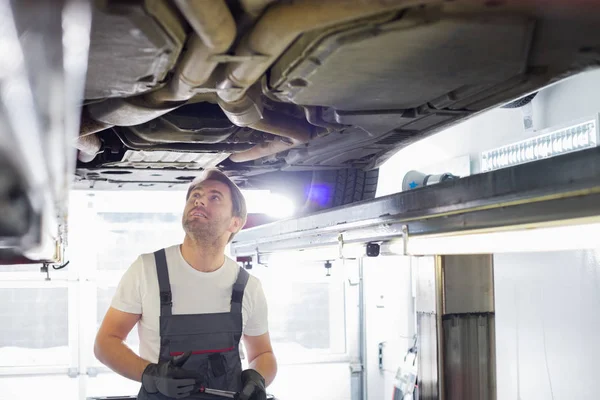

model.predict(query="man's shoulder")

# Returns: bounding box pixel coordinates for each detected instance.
[142,244,180,264]
[132,245,179,274]
[225,257,262,291]
[158,244,181,258]
[245,274,263,297]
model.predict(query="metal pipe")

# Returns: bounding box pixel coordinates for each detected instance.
[148,0,237,103]
[229,109,313,162]
[304,106,345,131]
[239,0,276,18]
[174,0,236,53]
[227,138,295,163]
[75,133,101,163]
[147,37,219,103]
[251,109,313,144]
[75,110,110,162]
[217,0,412,103]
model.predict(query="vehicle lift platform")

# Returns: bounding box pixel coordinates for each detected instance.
[230,147,600,400]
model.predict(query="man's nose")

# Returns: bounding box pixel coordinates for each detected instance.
[194,196,206,207]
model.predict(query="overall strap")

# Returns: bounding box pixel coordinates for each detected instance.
[230,267,249,314]
[154,249,173,317]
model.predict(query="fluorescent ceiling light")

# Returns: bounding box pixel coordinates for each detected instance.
[481,117,598,172]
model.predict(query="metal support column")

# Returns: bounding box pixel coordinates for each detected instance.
[416,255,496,400]
[349,257,366,400]
[441,255,496,400]
[358,257,368,400]
[415,256,443,400]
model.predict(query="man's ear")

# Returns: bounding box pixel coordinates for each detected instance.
[229,216,244,234]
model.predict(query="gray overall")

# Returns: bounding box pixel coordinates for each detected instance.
[138,248,249,400]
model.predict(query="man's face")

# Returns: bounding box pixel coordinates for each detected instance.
[182,180,242,242]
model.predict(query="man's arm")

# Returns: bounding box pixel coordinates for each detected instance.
[243,332,277,386]
[94,307,151,382]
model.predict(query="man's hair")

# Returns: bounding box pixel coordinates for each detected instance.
[186,169,247,242]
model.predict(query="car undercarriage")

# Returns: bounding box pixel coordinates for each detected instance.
[2,0,600,262]
[76,0,600,187]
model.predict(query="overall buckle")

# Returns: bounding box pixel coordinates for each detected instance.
[160,291,172,305]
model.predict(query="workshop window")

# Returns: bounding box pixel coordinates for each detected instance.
[0,286,70,367]
[250,260,348,362]
[95,212,184,271]
[248,259,352,400]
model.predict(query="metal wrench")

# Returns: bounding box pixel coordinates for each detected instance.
[200,387,238,399]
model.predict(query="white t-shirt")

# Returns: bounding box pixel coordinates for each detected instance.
[110,244,269,363]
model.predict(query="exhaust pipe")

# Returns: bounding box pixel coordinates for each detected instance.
[148,0,236,103]
[76,110,108,162]
[75,133,102,163]
[229,109,314,163]
[239,0,276,19]
[218,89,314,163]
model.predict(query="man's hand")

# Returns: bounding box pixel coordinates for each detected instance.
[238,369,266,400]
[141,352,197,399]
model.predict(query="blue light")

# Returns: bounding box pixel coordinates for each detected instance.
[306,183,333,207]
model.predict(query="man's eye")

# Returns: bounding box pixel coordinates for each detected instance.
[211,195,220,201]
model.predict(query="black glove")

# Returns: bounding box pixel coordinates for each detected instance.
[141,352,197,399]
[238,369,266,400]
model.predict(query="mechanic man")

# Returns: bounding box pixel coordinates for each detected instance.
[94,169,277,400]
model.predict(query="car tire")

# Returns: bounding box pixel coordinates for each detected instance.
[303,168,379,212]
[244,168,379,216]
